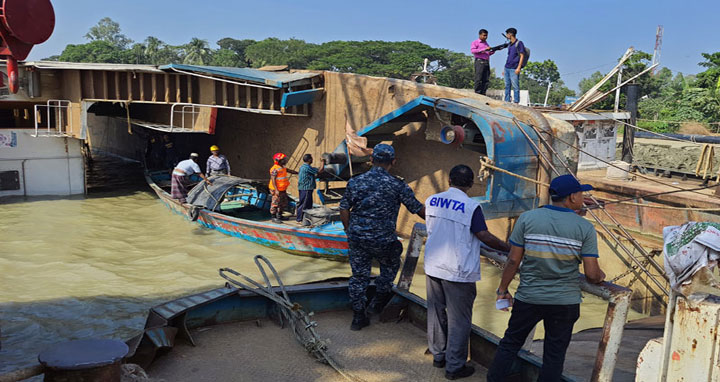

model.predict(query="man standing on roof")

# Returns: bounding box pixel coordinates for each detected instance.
[503,27,525,103]
[471,29,495,95]
[487,174,606,382]
[206,145,231,176]
[339,143,426,331]
[171,153,212,203]
[269,153,298,223]
[424,164,510,380]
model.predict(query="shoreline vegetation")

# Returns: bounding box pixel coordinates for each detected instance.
[44,17,720,134]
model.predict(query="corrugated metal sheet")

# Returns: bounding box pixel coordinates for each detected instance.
[160,64,320,88]
[22,61,164,73]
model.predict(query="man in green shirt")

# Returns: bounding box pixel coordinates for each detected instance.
[487,174,606,382]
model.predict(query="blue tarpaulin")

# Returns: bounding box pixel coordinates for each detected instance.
[159,64,320,88]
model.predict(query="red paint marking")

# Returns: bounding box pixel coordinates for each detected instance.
[491,121,506,143]
[672,351,680,361]
[208,108,218,135]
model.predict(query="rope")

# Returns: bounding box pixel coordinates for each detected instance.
[219,256,367,382]
[479,156,720,211]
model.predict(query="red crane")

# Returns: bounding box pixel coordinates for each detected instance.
[0,0,55,93]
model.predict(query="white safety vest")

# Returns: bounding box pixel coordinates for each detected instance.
[424,187,483,283]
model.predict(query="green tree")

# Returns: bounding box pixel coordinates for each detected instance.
[434,51,474,89]
[84,17,132,49]
[143,37,180,65]
[182,38,212,65]
[244,38,316,69]
[210,49,241,67]
[520,60,574,105]
[58,40,131,63]
[217,38,255,67]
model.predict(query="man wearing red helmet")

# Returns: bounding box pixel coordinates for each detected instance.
[269,153,298,223]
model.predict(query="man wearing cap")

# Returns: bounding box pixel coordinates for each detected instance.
[269,153,298,223]
[487,174,606,382]
[171,153,212,203]
[206,145,231,176]
[339,143,426,331]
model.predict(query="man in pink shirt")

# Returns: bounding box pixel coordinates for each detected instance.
[471,29,494,95]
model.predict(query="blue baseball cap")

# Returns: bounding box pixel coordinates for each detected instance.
[549,174,593,197]
[372,143,395,162]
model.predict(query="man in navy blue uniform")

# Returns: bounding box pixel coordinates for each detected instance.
[339,143,426,330]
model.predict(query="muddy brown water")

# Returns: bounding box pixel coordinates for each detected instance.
[0,170,646,375]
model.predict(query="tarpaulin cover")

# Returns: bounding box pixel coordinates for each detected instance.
[663,222,720,291]
[187,176,259,211]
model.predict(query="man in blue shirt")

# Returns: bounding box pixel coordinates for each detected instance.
[296,154,325,225]
[504,27,525,103]
[339,144,426,330]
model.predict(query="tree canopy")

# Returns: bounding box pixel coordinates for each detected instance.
[50,18,719,133]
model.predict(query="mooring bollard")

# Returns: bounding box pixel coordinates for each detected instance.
[38,339,128,382]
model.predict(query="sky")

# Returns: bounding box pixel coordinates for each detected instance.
[28,0,719,90]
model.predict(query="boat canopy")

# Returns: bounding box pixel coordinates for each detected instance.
[335,96,543,220]
[187,176,263,211]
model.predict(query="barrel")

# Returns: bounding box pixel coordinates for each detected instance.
[38,339,128,382]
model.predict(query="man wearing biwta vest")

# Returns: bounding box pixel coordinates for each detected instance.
[424,164,510,380]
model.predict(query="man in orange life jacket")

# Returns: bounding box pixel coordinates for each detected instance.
[269,153,298,223]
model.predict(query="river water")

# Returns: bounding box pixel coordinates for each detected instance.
[0,172,645,374]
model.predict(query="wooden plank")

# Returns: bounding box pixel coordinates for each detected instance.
[151,74,157,102]
[139,73,145,101]
[114,72,120,100]
[165,74,170,103]
[222,83,228,106]
[246,86,251,108]
[87,70,95,99]
[258,88,263,109]
[176,75,181,102]
[234,85,240,107]
[269,89,275,110]
[187,77,192,103]
[127,72,133,100]
[102,71,108,99]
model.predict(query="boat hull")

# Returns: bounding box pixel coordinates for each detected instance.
[146,173,349,259]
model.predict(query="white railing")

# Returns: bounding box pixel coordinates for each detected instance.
[33,100,73,137]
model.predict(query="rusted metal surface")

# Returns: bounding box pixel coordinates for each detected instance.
[396,223,426,291]
[397,223,633,382]
[37,339,128,382]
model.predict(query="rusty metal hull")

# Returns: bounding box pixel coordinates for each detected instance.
[145,174,349,259]
[127,278,568,381]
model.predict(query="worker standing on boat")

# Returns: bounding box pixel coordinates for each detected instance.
[339,143,425,331]
[471,29,495,95]
[171,153,212,203]
[269,153,298,223]
[206,145,231,176]
[424,164,510,380]
[296,154,325,226]
[487,174,606,382]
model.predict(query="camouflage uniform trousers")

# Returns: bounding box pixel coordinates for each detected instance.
[270,190,288,215]
[348,239,403,312]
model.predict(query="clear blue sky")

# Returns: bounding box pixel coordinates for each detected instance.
[29,0,717,90]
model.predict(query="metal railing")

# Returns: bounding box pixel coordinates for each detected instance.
[397,222,632,382]
[33,100,73,137]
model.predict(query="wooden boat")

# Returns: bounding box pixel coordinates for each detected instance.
[145,170,348,259]
[124,255,572,382]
